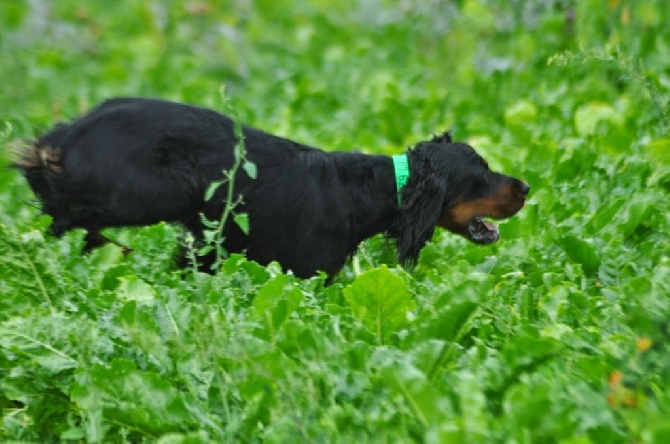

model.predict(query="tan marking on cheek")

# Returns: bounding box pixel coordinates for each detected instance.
[450,197,507,224]
[437,182,520,230]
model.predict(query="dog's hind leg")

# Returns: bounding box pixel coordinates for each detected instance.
[83,230,107,251]
[82,230,132,256]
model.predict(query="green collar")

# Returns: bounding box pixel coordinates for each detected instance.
[392,154,409,206]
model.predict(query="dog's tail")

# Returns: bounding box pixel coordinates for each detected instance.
[11,138,65,215]
[11,122,69,173]
[12,140,63,174]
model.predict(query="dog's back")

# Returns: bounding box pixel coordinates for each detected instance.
[14,98,235,236]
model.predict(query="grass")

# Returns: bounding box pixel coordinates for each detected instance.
[1,0,669,442]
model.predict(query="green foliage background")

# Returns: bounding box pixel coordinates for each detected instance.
[1,0,669,442]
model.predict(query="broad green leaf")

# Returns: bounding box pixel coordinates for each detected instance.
[127,223,180,279]
[379,361,451,427]
[343,266,415,343]
[417,301,478,342]
[252,274,303,336]
[619,199,654,237]
[455,370,489,439]
[275,319,321,358]
[117,276,156,304]
[646,139,670,185]
[61,428,86,440]
[221,254,271,284]
[504,100,538,126]
[0,315,79,373]
[252,274,294,313]
[559,235,601,276]
[409,302,479,379]
[586,197,626,234]
[645,138,670,165]
[574,102,622,136]
[503,379,554,434]
[71,359,199,437]
[502,334,560,371]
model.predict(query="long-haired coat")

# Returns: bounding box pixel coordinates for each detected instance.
[15,98,529,278]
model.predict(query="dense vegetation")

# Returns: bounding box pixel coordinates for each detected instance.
[1,0,668,442]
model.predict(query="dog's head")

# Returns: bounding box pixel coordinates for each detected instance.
[394,132,529,263]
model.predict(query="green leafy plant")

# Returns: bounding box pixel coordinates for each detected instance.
[196,85,257,272]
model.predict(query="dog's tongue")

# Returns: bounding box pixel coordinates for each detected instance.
[467,216,500,244]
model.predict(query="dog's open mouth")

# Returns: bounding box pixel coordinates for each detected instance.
[466,216,500,244]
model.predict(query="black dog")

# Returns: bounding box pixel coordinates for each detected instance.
[15,98,529,278]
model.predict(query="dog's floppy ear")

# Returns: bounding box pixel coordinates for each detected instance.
[430,131,452,144]
[393,151,447,265]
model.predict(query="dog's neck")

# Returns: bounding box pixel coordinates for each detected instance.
[330,152,400,244]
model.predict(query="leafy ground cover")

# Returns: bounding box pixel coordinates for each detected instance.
[1,0,669,442]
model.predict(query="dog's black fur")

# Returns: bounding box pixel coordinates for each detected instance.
[15,98,529,278]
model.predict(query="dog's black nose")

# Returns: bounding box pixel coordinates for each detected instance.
[519,181,530,197]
